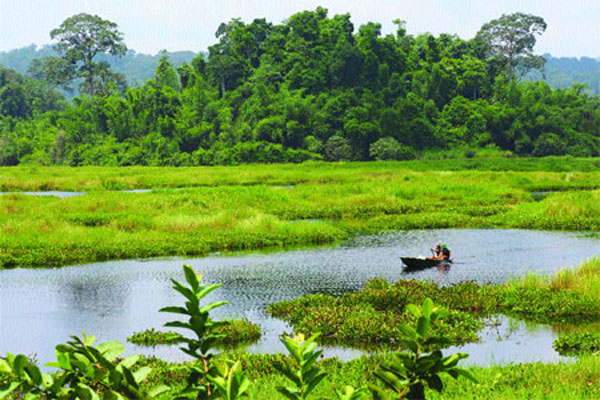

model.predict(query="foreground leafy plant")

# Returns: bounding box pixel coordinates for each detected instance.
[160,264,250,399]
[208,360,251,400]
[275,333,327,400]
[372,298,477,399]
[0,353,49,399]
[0,334,169,400]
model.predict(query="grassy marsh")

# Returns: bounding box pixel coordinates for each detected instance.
[2,160,600,268]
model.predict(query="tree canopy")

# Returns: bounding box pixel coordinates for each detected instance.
[1,10,599,166]
[476,13,547,80]
[29,13,127,96]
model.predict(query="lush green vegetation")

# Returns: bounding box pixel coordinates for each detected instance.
[1,10,599,166]
[553,333,600,356]
[128,320,261,347]
[1,163,599,269]
[141,353,600,399]
[509,257,600,299]
[267,259,600,349]
[4,257,600,399]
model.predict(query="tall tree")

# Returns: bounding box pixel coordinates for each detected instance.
[31,13,127,96]
[476,13,546,80]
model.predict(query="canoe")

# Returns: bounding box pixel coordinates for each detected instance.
[400,257,452,271]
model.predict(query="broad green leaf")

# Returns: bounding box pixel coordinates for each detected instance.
[423,298,434,318]
[132,366,152,383]
[0,359,11,374]
[183,264,200,291]
[24,364,42,385]
[147,384,170,398]
[158,306,189,315]
[416,316,430,337]
[426,374,443,392]
[13,354,28,375]
[405,304,421,318]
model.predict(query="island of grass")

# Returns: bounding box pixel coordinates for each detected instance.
[267,258,600,350]
[128,319,261,348]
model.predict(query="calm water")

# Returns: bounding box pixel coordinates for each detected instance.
[1,229,599,365]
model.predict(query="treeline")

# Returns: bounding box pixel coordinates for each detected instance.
[1,8,599,166]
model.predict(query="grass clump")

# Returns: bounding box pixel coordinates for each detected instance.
[267,281,489,349]
[510,257,600,300]
[553,333,600,356]
[140,353,600,399]
[128,320,261,347]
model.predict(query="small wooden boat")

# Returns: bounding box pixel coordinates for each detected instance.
[400,257,452,271]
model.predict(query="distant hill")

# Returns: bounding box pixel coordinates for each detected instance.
[524,54,600,95]
[0,44,198,89]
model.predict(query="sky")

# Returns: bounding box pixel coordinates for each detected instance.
[1,0,599,57]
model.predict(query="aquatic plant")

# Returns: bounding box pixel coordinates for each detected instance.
[128,320,261,348]
[553,332,600,356]
[2,162,600,269]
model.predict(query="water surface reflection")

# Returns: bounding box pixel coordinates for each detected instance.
[1,229,598,365]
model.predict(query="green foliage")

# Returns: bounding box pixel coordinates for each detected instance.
[372,298,477,399]
[0,334,169,400]
[0,353,48,399]
[553,333,600,356]
[2,9,599,166]
[127,320,261,348]
[369,137,416,161]
[160,264,230,398]
[275,333,328,400]
[2,163,600,269]
[208,360,251,400]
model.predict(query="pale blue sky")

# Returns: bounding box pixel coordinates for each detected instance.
[1,0,599,57]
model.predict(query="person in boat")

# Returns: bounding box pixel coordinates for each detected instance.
[440,244,452,261]
[428,242,442,259]
[430,243,451,261]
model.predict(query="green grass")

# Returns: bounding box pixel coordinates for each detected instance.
[2,161,600,268]
[2,158,600,192]
[140,353,600,399]
[509,257,600,299]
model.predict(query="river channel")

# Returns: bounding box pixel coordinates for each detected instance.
[1,229,599,366]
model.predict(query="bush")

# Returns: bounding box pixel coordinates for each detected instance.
[369,137,417,161]
[533,133,567,157]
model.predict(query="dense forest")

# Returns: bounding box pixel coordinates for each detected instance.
[3,47,599,96]
[1,8,599,166]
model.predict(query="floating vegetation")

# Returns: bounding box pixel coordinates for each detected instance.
[128,320,261,348]
[553,333,600,356]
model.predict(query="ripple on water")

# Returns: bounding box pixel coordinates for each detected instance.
[1,229,598,365]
